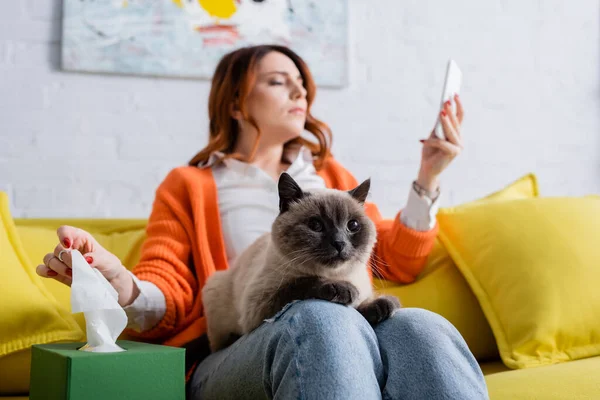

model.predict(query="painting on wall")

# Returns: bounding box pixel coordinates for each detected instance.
[61,0,348,87]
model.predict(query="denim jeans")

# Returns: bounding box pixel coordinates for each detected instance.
[188,300,489,399]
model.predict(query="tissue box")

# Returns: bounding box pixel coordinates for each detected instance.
[29,340,185,400]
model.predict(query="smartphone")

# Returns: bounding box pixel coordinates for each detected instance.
[434,59,462,139]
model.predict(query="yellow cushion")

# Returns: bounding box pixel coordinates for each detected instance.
[477,173,539,201]
[482,356,600,399]
[0,193,83,394]
[437,196,600,369]
[375,173,539,361]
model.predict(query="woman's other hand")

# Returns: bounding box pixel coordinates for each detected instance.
[417,94,464,191]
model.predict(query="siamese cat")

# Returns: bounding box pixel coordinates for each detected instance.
[202,172,400,351]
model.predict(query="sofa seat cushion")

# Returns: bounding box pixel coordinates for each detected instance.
[482,356,600,399]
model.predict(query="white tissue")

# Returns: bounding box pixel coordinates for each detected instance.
[70,250,127,352]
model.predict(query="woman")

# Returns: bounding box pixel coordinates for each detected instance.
[36,45,488,399]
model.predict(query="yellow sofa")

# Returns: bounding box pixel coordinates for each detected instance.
[2,185,600,399]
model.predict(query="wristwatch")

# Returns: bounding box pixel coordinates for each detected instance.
[412,180,441,202]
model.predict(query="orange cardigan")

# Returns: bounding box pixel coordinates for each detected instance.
[127,156,438,347]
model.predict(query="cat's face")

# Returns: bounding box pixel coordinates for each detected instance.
[271,173,377,272]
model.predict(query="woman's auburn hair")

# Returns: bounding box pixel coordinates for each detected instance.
[188,45,332,170]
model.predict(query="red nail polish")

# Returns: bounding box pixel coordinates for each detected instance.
[86,256,93,264]
[64,238,71,248]
[419,139,425,143]
[441,109,447,117]
[66,269,72,277]
[445,100,451,107]
[47,270,58,277]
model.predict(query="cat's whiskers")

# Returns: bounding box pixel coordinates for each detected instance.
[367,253,385,272]
[369,251,391,269]
[272,251,311,295]
[272,258,310,297]
[369,250,386,262]
[367,259,386,281]
[276,248,309,274]
[368,252,392,281]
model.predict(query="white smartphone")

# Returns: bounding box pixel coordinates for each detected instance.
[434,59,462,139]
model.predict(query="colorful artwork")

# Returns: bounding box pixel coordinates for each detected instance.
[61,0,348,87]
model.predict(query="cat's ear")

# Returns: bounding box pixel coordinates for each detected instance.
[278,172,304,213]
[348,178,370,204]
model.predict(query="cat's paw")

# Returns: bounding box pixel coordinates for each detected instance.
[357,295,401,325]
[316,281,359,305]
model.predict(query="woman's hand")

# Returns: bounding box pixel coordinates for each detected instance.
[35,226,139,307]
[417,94,464,191]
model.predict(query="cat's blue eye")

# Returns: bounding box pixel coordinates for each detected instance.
[347,219,360,232]
[307,218,323,232]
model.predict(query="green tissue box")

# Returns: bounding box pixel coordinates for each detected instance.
[29,340,185,400]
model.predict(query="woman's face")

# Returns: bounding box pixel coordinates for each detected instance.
[239,51,308,144]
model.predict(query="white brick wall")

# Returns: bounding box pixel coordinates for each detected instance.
[1,0,599,218]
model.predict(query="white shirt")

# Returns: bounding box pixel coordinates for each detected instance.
[124,147,441,331]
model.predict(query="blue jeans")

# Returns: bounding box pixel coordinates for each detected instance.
[189,300,489,399]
